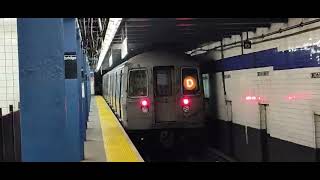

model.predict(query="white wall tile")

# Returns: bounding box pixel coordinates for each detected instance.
[0,18,19,115]
[210,18,320,149]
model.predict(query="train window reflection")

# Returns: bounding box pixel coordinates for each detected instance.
[128,69,147,97]
[182,68,199,95]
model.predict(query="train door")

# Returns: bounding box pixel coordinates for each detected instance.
[110,74,113,105]
[118,70,122,120]
[114,72,119,115]
[112,74,115,107]
[153,66,175,122]
[112,73,117,110]
[121,69,127,123]
[259,103,269,162]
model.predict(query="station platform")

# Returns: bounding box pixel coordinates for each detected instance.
[83,96,143,162]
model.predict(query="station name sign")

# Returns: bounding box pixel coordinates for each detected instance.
[257,71,269,77]
[311,72,320,78]
[243,40,252,49]
[224,74,231,79]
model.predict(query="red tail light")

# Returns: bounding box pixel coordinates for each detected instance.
[181,97,190,106]
[181,97,191,113]
[183,98,189,105]
[141,99,148,107]
[140,98,149,113]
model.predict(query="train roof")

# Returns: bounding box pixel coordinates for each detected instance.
[117,50,199,70]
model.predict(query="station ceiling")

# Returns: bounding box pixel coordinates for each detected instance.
[78,18,289,69]
[113,18,288,51]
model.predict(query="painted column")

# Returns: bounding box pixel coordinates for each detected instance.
[63,18,82,161]
[18,18,72,161]
[76,28,85,159]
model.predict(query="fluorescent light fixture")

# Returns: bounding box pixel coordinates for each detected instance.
[109,54,113,67]
[95,18,122,72]
[121,37,128,59]
[75,18,83,45]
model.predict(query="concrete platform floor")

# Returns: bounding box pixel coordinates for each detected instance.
[82,96,106,162]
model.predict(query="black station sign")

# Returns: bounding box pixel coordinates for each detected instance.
[243,40,252,49]
[311,72,320,78]
[64,52,77,79]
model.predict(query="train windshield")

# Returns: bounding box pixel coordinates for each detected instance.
[128,69,147,97]
[154,66,173,97]
[182,68,200,95]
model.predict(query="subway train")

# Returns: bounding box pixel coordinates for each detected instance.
[102,50,206,147]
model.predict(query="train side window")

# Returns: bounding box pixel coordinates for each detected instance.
[182,68,200,95]
[128,69,147,97]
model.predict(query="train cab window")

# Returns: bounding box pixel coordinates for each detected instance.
[128,69,147,97]
[182,68,200,95]
[154,67,172,97]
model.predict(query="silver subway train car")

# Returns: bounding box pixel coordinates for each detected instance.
[102,50,206,146]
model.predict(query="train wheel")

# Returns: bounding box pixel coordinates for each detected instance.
[159,130,175,149]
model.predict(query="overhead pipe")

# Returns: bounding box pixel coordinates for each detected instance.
[190,18,320,54]
[98,18,103,33]
[83,18,86,39]
[91,18,95,49]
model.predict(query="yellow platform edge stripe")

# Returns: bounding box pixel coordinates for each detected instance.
[96,96,144,162]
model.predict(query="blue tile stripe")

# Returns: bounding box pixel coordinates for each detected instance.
[213,47,320,72]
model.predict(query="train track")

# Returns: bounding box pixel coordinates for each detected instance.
[131,136,236,162]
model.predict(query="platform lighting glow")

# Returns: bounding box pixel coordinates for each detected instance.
[95,18,123,72]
